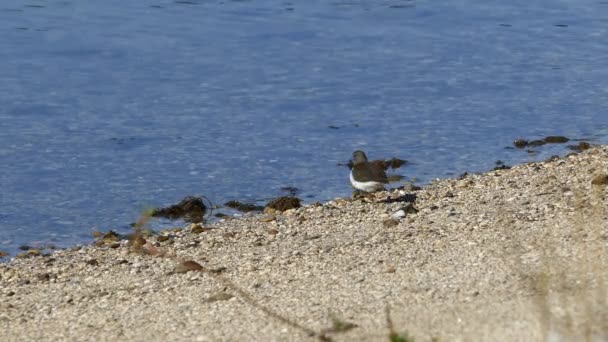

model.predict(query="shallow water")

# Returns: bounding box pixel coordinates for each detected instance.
[1,0,608,254]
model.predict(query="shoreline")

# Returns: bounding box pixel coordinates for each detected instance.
[1,146,607,341]
[0,137,596,259]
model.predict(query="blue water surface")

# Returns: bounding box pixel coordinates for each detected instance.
[1,0,608,255]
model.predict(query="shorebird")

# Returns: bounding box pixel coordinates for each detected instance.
[349,150,389,192]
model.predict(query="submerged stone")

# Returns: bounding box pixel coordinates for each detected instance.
[280,186,299,196]
[513,139,528,148]
[567,142,592,152]
[528,140,546,147]
[493,164,511,171]
[543,136,569,143]
[224,200,263,212]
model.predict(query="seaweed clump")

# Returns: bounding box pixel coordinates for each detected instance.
[265,196,301,212]
[151,196,206,223]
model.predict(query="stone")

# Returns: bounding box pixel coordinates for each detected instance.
[591,174,608,186]
[383,218,399,227]
[543,136,569,143]
[265,196,301,212]
[259,215,276,223]
[513,139,528,148]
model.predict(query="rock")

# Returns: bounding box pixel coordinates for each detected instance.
[222,232,236,239]
[209,266,227,274]
[224,200,264,212]
[263,207,278,215]
[401,203,418,215]
[265,196,301,212]
[383,218,399,227]
[16,252,28,259]
[580,142,592,151]
[94,230,121,247]
[331,198,349,207]
[382,194,417,204]
[391,210,406,220]
[457,172,469,180]
[568,142,592,152]
[322,245,334,253]
[27,249,41,257]
[304,234,321,240]
[492,164,511,171]
[127,232,147,252]
[352,191,375,200]
[151,196,206,223]
[206,292,234,302]
[528,140,546,147]
[156,235,171,242]
[86,259,99,266]
[513,139,528,148]
[280,186,299,196]
[457,180,474,189]
[259,215,276,223]
[281,208,296,217]
[543,136,569,143]
[397,183,422,191]
[175,260,204,274]
[189,224,211,234]
[36,273,51,282]
[591,174,608,186]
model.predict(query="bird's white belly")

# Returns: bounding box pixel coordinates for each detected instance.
[350,172,385,192]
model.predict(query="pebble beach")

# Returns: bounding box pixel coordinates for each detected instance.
[1,146,607,342]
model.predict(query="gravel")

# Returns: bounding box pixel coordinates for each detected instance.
[1,146,607,341]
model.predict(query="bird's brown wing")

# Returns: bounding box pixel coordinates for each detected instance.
[353,162,389,184]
